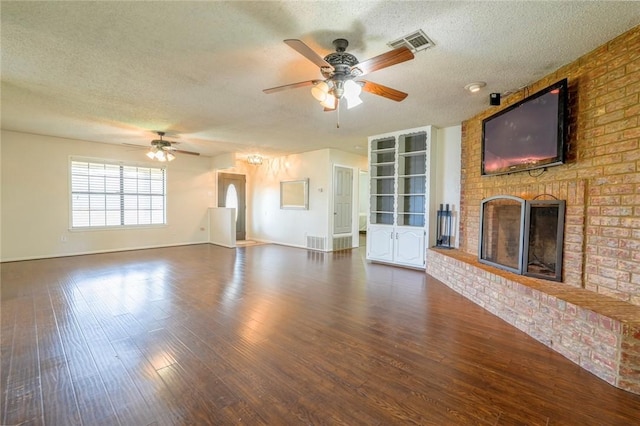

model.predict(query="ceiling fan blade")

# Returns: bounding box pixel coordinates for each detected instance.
[173,149,200,156]
[354,46,414,76]
[263,80,321,94]
[284,39,333,69]
[361,80,408,102]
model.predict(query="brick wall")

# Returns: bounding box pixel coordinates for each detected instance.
[460,25,640,305]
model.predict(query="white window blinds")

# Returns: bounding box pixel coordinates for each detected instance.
[70,159,166,228]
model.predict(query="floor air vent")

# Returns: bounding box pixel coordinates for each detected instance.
[333,236,352,251]
[306,236,326,251]
[389,30,435,53]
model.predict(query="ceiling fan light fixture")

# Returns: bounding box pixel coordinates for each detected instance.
[146,149,157,159]
[320,94,336,109]
[311,81,330,101]
[344,80,362,98]
[344,80,363,109]
[166,152,176,162]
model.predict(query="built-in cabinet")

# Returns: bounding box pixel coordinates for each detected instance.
[367,126,436,268]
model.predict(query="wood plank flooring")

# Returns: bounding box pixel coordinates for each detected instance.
[2,243,640,425]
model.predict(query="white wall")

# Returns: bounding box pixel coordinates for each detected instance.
[435,125,462,248]
[1,130,214,261]
[249,149,330,248]
[246,149,366,249]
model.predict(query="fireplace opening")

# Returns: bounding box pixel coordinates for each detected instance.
[479,196,565,281]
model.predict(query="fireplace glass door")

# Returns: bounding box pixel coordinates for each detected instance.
[523,200,565,281]
[479,196,525,274]
[479,196,565,282]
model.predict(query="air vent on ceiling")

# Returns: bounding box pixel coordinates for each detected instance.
[389,30,435,53]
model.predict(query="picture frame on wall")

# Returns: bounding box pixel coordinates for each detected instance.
[280,179,309,210]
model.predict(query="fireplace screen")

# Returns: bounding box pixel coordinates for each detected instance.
[479,196,565,281]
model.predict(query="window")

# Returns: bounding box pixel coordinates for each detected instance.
[70,159,166,228]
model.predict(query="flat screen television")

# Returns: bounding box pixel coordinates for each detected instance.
[481,78,568,176]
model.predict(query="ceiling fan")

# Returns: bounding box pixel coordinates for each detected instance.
[144,131,200,162]
[263,38,415,112]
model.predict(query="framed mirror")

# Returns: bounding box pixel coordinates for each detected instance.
[280,179,309,210]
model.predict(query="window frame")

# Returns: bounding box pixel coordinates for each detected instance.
[69,156,168,230]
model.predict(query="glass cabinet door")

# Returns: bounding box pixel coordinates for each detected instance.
[369,137,396,225]
[397,132,427,227]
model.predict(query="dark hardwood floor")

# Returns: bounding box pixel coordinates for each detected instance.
[2,243,640,425]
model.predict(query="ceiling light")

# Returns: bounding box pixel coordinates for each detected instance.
[320,94,336,109]
[344,80,361,98]
[312,79,363,110]
[465,82,486,93]
[147,149,174,162]
[311,81,330,101]
[247,154,263,165]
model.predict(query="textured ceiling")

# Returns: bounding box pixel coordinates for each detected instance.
[2,1,639,158]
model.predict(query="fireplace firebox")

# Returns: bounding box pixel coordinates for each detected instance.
[479,196,565,281]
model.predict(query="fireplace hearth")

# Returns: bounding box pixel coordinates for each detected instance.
[479,196,565,281]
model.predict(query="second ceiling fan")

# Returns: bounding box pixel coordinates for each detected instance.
[263,38,414,111]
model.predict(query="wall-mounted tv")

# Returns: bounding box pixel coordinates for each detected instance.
[481,78,569,176]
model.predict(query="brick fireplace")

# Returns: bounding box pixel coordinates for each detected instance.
[427,26,640,395]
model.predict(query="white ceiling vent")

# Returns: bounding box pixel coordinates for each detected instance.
[389,30,435,53]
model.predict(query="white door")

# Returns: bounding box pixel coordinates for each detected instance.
[394,227,426,267]
[367,225,394,262]
[333,166,353,234]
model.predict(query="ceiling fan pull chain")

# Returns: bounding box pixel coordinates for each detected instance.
[336,101,340,128]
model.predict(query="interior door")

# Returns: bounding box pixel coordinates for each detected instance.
[333,166,353,234]
[218,172,246,241]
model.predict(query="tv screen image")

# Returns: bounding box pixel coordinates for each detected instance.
[481,79,568,176]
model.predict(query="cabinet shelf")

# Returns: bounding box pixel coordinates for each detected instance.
[371,147,395,154]
[399,150,427,157]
